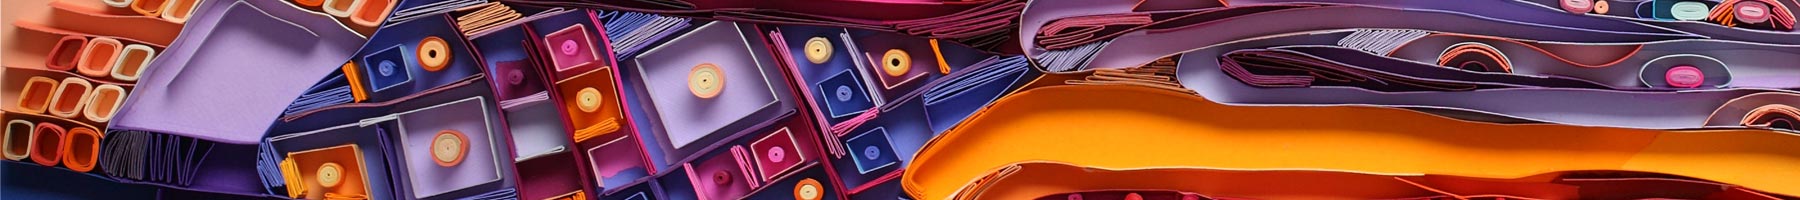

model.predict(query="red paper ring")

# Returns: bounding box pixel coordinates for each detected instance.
[29,122,66,167]
[47,36,88,71]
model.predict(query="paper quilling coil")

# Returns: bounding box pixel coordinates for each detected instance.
[29,122,65,167]
[804,37,833,64]
[102,0,132,8]
[1735,1,1773,24]
[160,0,201,23]
[1562,0,1595,14]
[47,78,94,119]
[3,120,33,161]
[689,63,726,98]
[349,0,394,27]
[47,36,87,71]
[1741,104,1800,130]
[1436,42,1512,73]
[77,37,123,78]
[430,130,469,167]
[1671,1,1711,21]
[794,178,823,200]
[61,127,101,172]
[882,49,912,77]
[17,77,59,114]
[111,44,155,81]
[575,87,603,112]
[416,36,451,72]
[84,85,127,123]
[1639,54,1730,89]
[1594,0,1610,14]
[322,0,357,17]
[131,0,168,17]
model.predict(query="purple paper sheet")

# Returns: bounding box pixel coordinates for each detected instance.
[110,0,366,144]
[1177,42,1780,129]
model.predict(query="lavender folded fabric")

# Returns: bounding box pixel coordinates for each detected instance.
[109,0,368,144]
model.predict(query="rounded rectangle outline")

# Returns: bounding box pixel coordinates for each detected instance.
[29,122,66,167]
[77,37,124,78]
[84,85,128,123]
[3,120,35,161]
[47,77,95,119]
[111,44,156,81]
[16,77,61,114]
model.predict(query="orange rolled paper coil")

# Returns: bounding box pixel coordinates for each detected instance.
[62,127,102,172]
[77,37,123,78]
[17,77,60,114]
[131,0,169,17]
[349,0,395,27]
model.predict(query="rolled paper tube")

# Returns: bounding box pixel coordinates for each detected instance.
[84,85,127,123]
[322,0,358,17]
[3,120,33,161]
[61,127,101,172]
[77,37,123,78]
[294,0,325,7]
[47,36,87,71]
[1562,0,1595,13]
[349,0,394,27]
[160,0,202,23]
[102,0,132,8]
[1671,1,1712,21]
[47,77,94,119]
[29,122,65,167]
[17,77,59,114]
[1736,1,1773,24]
[111,44,156,81]
[131,0,168,17]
